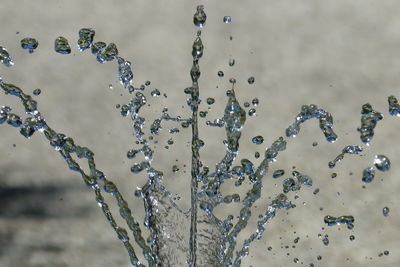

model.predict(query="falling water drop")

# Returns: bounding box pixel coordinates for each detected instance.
[248,76,255,84]
[193,5,207,27]
[272,169,285,179]
[252,135,264,145]
[388,95,400,117]
[382,207,390,217]
[206,97,215,105]
[322,235,329,246]
[77,28,95,51]
[223,16,232,23]
[229,58,235,67]
[54,36,71,54]
[362,167,375,183]
[33,88,41,95]
[374,154,390,171]
[0,46,14,66]
[151,89,161,97]
[21,37,38,53]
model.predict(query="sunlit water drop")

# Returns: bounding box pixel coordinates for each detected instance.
[374,154,390,171]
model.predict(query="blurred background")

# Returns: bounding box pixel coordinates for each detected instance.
[0,0,400,266]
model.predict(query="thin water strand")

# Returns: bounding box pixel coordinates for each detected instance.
[328,145,363,168]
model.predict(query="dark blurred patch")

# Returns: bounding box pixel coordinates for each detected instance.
[0,184,93,218]
[0,230,14,256]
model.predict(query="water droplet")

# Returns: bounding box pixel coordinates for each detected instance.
[192,36,204,60]
[252,135,264,144]
[217,71,224,77]
[131,163,145,173]
[362,167,375,183]
[91,41,106,55]
[117,57,133,88]
[33,88,41,96]
[0,46,14,66]
[172,165,179,173]
[169,128,179,134]
[21,37,38,53]
[388,95,400,116]
[349,235,355,241]
[331,173,337,178]
[77,28,95,51]
[312,141,318,147]
[374,154,390,171]
[324,215,354,226]
[248,76,255,84]
[229,78,236,84]
[223,16,232,23]
[206,97,215,105]
[384,250,389,256]
[193,5,207,27]
[151,89,161,97]
[283,178,300,193]
[97,43,118,63]
[357,103,383,145]
[382,206,390,217]
[252,98,259,106]
[199,111,208,117]
[145,80,151,86]
[229,58,235,67]
[272,169,285,179]
[54,36,71,54]
[322,235,329,246]
[248,108,256,116]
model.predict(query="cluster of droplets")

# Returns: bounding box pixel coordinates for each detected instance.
[357,103,383,145]
[1,4,399,267]
[286,104,338,143]
[324,215,355,228]
[361,154,391,184]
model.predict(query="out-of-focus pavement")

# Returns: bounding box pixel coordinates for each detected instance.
[0,1,400,266]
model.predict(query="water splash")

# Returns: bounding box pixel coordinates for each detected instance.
[0,4,398,267]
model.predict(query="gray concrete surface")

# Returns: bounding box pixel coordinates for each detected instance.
[0,0,400,266]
